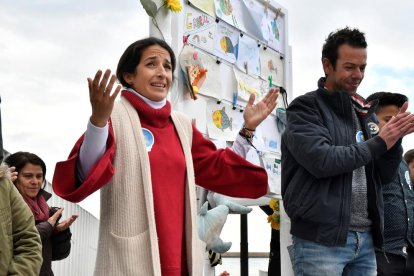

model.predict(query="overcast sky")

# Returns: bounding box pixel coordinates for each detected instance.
[1,0,413,218]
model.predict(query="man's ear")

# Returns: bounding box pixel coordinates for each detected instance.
[322,57,333,76]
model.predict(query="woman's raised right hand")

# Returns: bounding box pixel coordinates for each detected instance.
[88,69,121,127]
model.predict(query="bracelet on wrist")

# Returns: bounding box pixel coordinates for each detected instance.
[243,124,256,132]
[239,128,257,150]
[239,128,254,139]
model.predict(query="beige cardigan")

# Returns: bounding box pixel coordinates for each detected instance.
[93,98,204,275]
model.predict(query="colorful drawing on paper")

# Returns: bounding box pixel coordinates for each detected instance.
[258,115,281,154]
[270,19,280,41]
[184,5,216,54]
[236,34,260,77]
[262,157,281,195]
[266,9,285,54]
[219,0,233,15]
[186,64,208,99]
[212,106,232,131]
[189,0,215,17]
[260,47,284,87]
[214,21,239,63]
[214,0,238,28]
[179,45,224,99]
[214,0,263,39]
[206,100,241,141]
[233,67,264,102]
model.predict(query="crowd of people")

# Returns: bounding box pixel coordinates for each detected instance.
[1,27,414,276]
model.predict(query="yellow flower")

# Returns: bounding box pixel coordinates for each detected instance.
[267,214,280,230]
[269,198,278,211]
[164,0,182,12]
[267,199,280,230]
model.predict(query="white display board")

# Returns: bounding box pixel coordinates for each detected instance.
[149,1,294,275]
[168,0,291,203]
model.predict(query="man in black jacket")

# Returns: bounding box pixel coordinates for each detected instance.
[366,92,413,276]
[281,27,414,276]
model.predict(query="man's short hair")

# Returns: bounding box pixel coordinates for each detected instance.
[366,92,408,111]
[322,27,367,69]
[404,149,414,164]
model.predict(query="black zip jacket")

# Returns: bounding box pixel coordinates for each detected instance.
[281,81,402,247]
[378,161,414,256]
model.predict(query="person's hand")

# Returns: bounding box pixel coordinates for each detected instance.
[379,101,414,149]
[243,88,279,130]
[48,208,64,227]
[8,166,18,182]
[88,69,121,127]
[55,215,78,232]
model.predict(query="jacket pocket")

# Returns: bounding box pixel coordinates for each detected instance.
[283,175,315,219]
[105,230,155,275]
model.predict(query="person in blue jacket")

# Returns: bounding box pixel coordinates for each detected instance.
[281,27,414,276]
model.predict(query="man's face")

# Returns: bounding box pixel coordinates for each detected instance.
[323,44,367,95]
[376,105,400,129]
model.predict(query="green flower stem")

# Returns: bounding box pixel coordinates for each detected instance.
[151,4,166,41]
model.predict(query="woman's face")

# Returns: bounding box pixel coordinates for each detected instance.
[124,44,173,102]
[15,163,44,199]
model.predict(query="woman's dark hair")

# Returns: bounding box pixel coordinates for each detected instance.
[4,151,46,182]
[116,37,176,88]
[322,27,367,70]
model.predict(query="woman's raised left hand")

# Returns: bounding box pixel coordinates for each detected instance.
[243,88,279,130]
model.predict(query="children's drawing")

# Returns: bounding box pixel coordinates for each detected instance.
[207,100,241,141]
[257,114,281,154]
[262,156,281,195]
[265,9,285,54]
[219,0,233,15]
[189,0,215,17]
[236,34,260,77]
[214,0,239,28]
[260,46,284,87]
[214,21,239,63]
[233,67,264,102]
[212,106,232,131]
[186,65,208,99]
[220,36,236,55]
[184,5,216,54]
[214,0,263,39]
[179,45,223,99]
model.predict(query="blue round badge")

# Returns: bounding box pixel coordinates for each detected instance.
[355,131,365,143]
[142,128,154,152]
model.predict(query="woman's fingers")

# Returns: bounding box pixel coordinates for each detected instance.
[92,70,103,92]
[98,69,111,93]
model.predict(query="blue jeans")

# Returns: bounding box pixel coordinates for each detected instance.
[288,231,377,276]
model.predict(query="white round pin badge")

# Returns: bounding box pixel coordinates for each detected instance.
[368,122,379,135]
[142,128,154,152]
